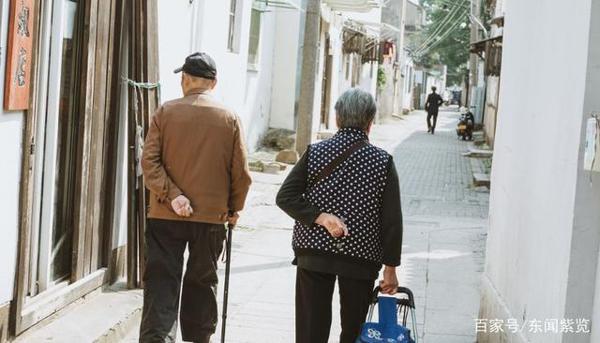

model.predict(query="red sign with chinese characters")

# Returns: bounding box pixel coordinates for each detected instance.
[4,0,34,111]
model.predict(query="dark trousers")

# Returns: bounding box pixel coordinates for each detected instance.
[427,110,439,133]
[139,219,226,343]
[295,268,375,343]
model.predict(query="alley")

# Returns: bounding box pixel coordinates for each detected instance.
[2,0,599,341]
[124,110,488,343]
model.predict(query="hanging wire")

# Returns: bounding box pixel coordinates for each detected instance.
[412,0,469,54]
[414,10,469,57]
[122,77,161,103]
[435,0,468,10]
[415,16,468,57]
[415,2,463,51]
[122,76,161,188]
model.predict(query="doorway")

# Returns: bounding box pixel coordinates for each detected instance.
[12,0,127,335]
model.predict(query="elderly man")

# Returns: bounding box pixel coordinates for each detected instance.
[140,52,252,343]
[276,88,404,343]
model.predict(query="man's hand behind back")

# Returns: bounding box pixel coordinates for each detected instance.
[171,195,194,217]
[227,212,239,226]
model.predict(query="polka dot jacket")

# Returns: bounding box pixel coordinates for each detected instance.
[292,127,392,265]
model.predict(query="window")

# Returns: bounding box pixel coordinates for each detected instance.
[345,55,350,80]
[29,0,83,296]
[247,8,262,68]
[227,0,240,52]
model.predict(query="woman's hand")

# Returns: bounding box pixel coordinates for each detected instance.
[379,266,399,295]
[315,213,349,238]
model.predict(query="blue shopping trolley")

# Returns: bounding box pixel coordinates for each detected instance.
[356,287,419,343]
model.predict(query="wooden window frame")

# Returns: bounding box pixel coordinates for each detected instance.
[247,7,262,69]
[26,0,82,297]
[227,0,242,53]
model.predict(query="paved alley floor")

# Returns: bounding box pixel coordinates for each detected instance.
[126,110,489,343]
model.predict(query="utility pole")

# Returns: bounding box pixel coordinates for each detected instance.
[394,0,408,115]
[295,0,321,155]
[468,0,480,107]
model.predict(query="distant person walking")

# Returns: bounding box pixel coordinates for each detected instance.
[277,88,404,343]
[140,52,252,343]
[425,86,444,134]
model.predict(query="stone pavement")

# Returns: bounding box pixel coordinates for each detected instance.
[125,110,489,343]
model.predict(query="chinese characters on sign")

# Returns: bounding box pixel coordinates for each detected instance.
[475,318,590,335]
[4,0,34,110]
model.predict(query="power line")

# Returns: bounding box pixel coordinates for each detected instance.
[414,3,462,51]
[415,14,467,56]
[413,0,468,53]
[422,0,468,8]
[435,0,468,10]
[416,19,465,56]
[415,6,466,53]
[414,1,469,55]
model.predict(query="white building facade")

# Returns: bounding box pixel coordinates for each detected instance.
[156,0,301,152]
[479,0,600,342]
[268,1,386,137]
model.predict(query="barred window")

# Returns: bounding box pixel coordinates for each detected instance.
[227,0,239,52]
[247,8,262,67]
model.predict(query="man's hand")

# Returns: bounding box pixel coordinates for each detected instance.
[315,213,349,238]
[227,212,239,226]
[171,195,193,217]
[379,266,399,295]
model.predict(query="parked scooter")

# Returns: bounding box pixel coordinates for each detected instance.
[456,108,475,140]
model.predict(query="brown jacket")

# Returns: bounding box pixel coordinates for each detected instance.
[141,89,252,224]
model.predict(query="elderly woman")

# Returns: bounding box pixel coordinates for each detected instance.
[276,88,404,343]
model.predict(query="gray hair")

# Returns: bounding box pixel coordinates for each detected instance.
[334,88,377,129]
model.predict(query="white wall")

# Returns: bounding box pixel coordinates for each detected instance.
[156,0,278,151]
[403,57,414,110]
[0,0,24,305]
[269,9,302,131]
[405,0,423,28]
[358,61,377,94]
[480,1,597,342]
[267,4,383,134]
[241,10,276,151]
[327,18,344,130]
[483,75,500,146]
[156,0,195,102]
[569,0,600,341]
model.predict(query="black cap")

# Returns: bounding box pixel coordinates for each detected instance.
[174,52,217,79]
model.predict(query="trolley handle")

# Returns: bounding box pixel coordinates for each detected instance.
[372,286,416,309]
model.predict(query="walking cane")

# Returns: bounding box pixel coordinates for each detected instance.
[221,217,234,343]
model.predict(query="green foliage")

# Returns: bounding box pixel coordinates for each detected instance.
[377,67,387,90]
[411,0,471,86]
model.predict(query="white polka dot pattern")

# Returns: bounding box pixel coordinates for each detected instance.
[292,127,391,264]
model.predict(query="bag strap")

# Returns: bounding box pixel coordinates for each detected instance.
[310,139,368,189]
